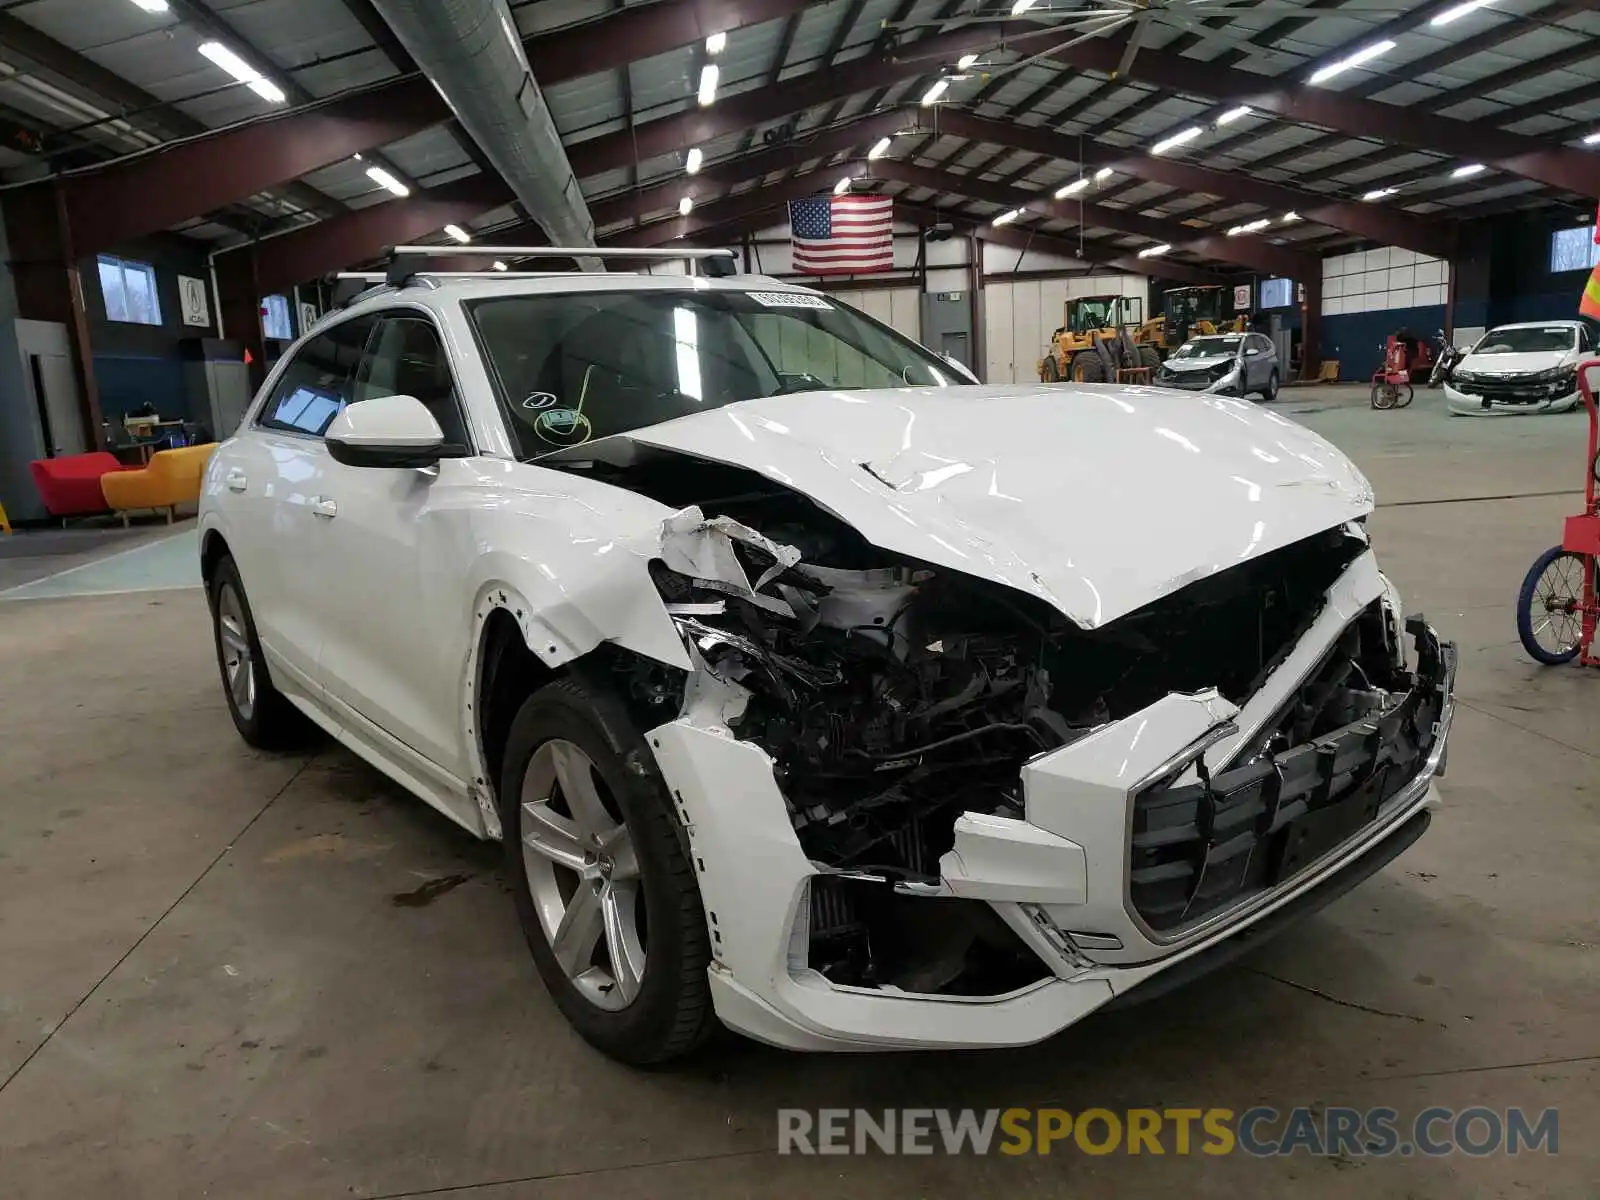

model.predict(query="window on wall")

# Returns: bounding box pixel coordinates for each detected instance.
[261,294,293,341]
[1550,226,1600,274]
[97,255,162,326]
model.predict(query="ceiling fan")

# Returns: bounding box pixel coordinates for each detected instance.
[887,0,1416,82]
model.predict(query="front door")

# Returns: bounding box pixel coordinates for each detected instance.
[234,315,373,694]
[310,312,478,786]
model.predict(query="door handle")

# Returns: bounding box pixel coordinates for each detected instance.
[311,496,338,519]
[225,469,248,493]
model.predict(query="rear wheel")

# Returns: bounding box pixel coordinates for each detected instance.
[208,556,311,750]
[1517,547,1589,665]
[1075,353,1108,383]
[501,678,714,1065]
[1260,369,1279,402]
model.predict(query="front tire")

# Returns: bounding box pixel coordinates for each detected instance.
[208,556,310,749]
[1076,353,1108,383]
[501,678,714,1065]
[1138,345,1162,374]
[1517,547,1589,665]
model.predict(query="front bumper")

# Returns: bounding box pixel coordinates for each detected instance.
[648,561,1456,1052]
[1157,367,1240,394]
[1445,379,1581,415]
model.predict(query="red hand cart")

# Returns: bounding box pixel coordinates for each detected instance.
[1516,359,1600,666]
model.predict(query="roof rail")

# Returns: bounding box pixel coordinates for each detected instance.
[382,243,738,286]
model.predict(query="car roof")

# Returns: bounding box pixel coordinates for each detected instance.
[1485,321,1584,331]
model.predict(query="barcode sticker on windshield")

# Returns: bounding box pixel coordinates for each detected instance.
[748,291,833,310]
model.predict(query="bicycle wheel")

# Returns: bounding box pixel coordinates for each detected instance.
[1516,546,1588,665]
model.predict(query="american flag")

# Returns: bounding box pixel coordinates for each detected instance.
[788,194,894,275]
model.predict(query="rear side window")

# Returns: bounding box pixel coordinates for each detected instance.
[258,316,373,436]
[352,315,471,449]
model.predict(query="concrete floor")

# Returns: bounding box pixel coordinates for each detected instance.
[1,387,1596,1197]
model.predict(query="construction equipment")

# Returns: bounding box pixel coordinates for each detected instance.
[1038,294,1163,383]
[1160,286,1247,350]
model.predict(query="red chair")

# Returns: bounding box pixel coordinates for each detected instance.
[28,452,131,521]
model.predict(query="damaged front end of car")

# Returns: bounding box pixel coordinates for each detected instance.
[626,485,1454,1044]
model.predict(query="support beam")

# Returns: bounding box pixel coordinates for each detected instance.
[924,110,1456,260]
[613,171,1220,284]
[867,160,1316,278]
[214,176,513,296]
[25,0,813,257]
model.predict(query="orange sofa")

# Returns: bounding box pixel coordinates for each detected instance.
[100,444,217,524]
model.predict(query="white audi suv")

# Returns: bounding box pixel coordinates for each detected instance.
[199,252,1455,1064]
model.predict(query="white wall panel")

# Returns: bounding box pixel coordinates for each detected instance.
[1321,249,1450,316]
[984,283,1015,383]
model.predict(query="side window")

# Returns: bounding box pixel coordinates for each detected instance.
[258,316,374,437]
[353,316,471,449]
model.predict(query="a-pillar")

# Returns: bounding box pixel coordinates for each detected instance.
[214,246,267,392]
[0,182,103,447]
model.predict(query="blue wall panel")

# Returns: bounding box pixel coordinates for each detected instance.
[1319,304,1446,381]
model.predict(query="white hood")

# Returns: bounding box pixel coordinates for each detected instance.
[1458,349,1577,376]
[561,384,1374,629]
[1163,352,1235,372]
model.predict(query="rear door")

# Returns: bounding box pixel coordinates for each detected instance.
[230,315,374,696]
[310,310,479,786]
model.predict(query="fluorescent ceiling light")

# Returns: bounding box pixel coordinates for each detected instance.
[698,63,719,106]
[443,224,471,244]
[1138,243,1170,258]
[1581,130,1600,145]
[1011,0,1038,12]
[834,176,852,195]
[1361,186,1398,201]
[1281,211,1300,223]
[365,166,409,197]
[1226,218,1271,236]
[1430,0,1494,26]
[992,208,1024,226]
[1216,106,1252,126]
[957,54,979,70]
[129,0,169,11]
[1055,178,1089,198]
[1150,125,1203,155]
[705,31,726,54]
[685,147,703,174]
[1308,39,1395,85]
[868,136,893,159]
[198,41,286,104]
[492,261,508,272]
[678,196,694,216]
[1450,162,1486,178]
[921,78,949,106]
[1094,166,1113,181]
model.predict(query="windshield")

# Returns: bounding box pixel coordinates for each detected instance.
[1172,336,1242,360]
[467,289,959,457]
[1473,327,1576,355]
[1070,297,1117,331]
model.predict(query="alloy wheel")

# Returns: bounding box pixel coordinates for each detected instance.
[217,583,256,721]
[519,739,645,1011]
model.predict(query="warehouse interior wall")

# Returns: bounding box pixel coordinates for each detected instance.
[78,234,220,428]
[1319,247,1451,380]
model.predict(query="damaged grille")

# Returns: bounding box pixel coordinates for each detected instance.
[1129,611,1452,934]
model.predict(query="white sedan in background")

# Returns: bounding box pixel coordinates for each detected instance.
[1445,321,1593,416]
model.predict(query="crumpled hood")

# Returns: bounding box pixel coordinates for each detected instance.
[1162,352,1235,372]
[1458,349,1577,377]
[560,384,1374,629]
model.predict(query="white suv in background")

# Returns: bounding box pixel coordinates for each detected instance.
[199,252,1455,1064]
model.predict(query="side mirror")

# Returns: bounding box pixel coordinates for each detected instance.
[325,394,445,469]
[1244,347,1261,357]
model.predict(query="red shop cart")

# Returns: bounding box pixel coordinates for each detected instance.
[1515,359,1600,666]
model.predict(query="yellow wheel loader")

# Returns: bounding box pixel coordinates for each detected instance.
[1038,295,1164,383]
